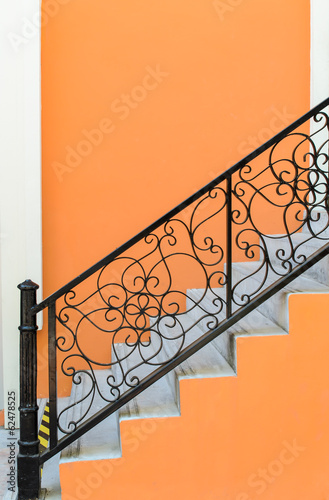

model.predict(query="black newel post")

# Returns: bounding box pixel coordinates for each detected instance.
[17,280,40,500]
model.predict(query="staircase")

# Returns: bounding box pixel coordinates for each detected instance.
[17,98,329,499]
[41,216,329,497]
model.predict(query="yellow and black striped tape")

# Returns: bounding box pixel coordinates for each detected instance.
[38,402,50,477]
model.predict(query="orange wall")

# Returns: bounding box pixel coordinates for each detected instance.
[40,0,310,397]
[41,0,310,294]
[60,292,329,499]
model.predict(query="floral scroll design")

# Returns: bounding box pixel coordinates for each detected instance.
[55,109,329,434]
[56,186,228,433]
[231,110,329,306]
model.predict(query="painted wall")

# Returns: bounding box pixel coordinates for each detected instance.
[311,0,329,106]
[41,0,310,293]
[60,292,329,499]
[39,1,329,497]
[0,0,42,426]
[40,0,310,397]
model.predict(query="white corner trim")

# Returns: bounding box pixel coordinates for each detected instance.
[0,0,42,425]
[311,0,329,107]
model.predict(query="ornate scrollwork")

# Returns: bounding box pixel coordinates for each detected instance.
[231,110,329,305]
[56,186,228,433]
[55,107,329,434]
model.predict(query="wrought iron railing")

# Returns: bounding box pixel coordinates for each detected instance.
[18,98,329,499]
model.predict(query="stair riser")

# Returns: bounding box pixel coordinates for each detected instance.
[185,294,238,369]
[211,332,236,371]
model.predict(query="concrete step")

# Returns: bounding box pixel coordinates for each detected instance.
[264,231,329,285]
[187,288,286,370]
[231,261,329,329]
[302,208,329,238]
[112,340,179,420]
[157,317,236,379]
[39,396,70,498]
[59,340,179,467]
[150,308,236,381]
[57,308,236,470]
[60,371,121,464]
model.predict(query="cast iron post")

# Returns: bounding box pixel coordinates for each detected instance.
[17,280,40,499]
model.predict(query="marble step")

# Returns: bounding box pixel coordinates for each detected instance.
[60,340,179,465]
[40,397,70,498]
[154,313,236,380]
[60,370,121,463]
[302,209,329,238]
[231,261,329,329]
[112,340,179,419]
[52,215,329,475]
[264,231,329,285]
[187,288,286,370]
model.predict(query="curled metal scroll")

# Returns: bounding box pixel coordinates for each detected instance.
[55,109,329,433]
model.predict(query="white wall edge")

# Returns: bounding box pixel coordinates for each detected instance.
[0,0,42,426]
[311,0,329,107]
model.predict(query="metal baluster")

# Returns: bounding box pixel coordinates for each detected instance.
[48,302,58,449]
[226,176,232,318]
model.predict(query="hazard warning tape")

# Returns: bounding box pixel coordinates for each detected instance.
[38,402,50,477]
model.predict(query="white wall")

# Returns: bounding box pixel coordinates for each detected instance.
[311,0,329,107]
[310,0,329,205]
[0,0,42,426]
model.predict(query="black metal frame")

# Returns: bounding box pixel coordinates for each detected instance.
[18,97,329,499]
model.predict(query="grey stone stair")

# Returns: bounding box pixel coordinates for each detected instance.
[40,214,329,495]
[38,397,70,499]
[187,288,286,370]
[156,317,236,379]
[264,232,329,285]
[59,341,179,466]
[302,209,329,238]
[60,372,121,463]
[111,340,179,419]
[231,261,329,329]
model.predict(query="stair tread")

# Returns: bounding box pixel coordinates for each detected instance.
[187,288,286,336]
[60,342,180,464]
[265,232,329,258]
[157,321,235,377]
[232,261,329,292]
[112,341,179,419]
[231,261,329,330]
[60,370,121,463]
[267,230,328,242]
[264,233,329,286]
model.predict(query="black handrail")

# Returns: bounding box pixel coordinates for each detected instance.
[32,97,329,314]
[18,98,329,499]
